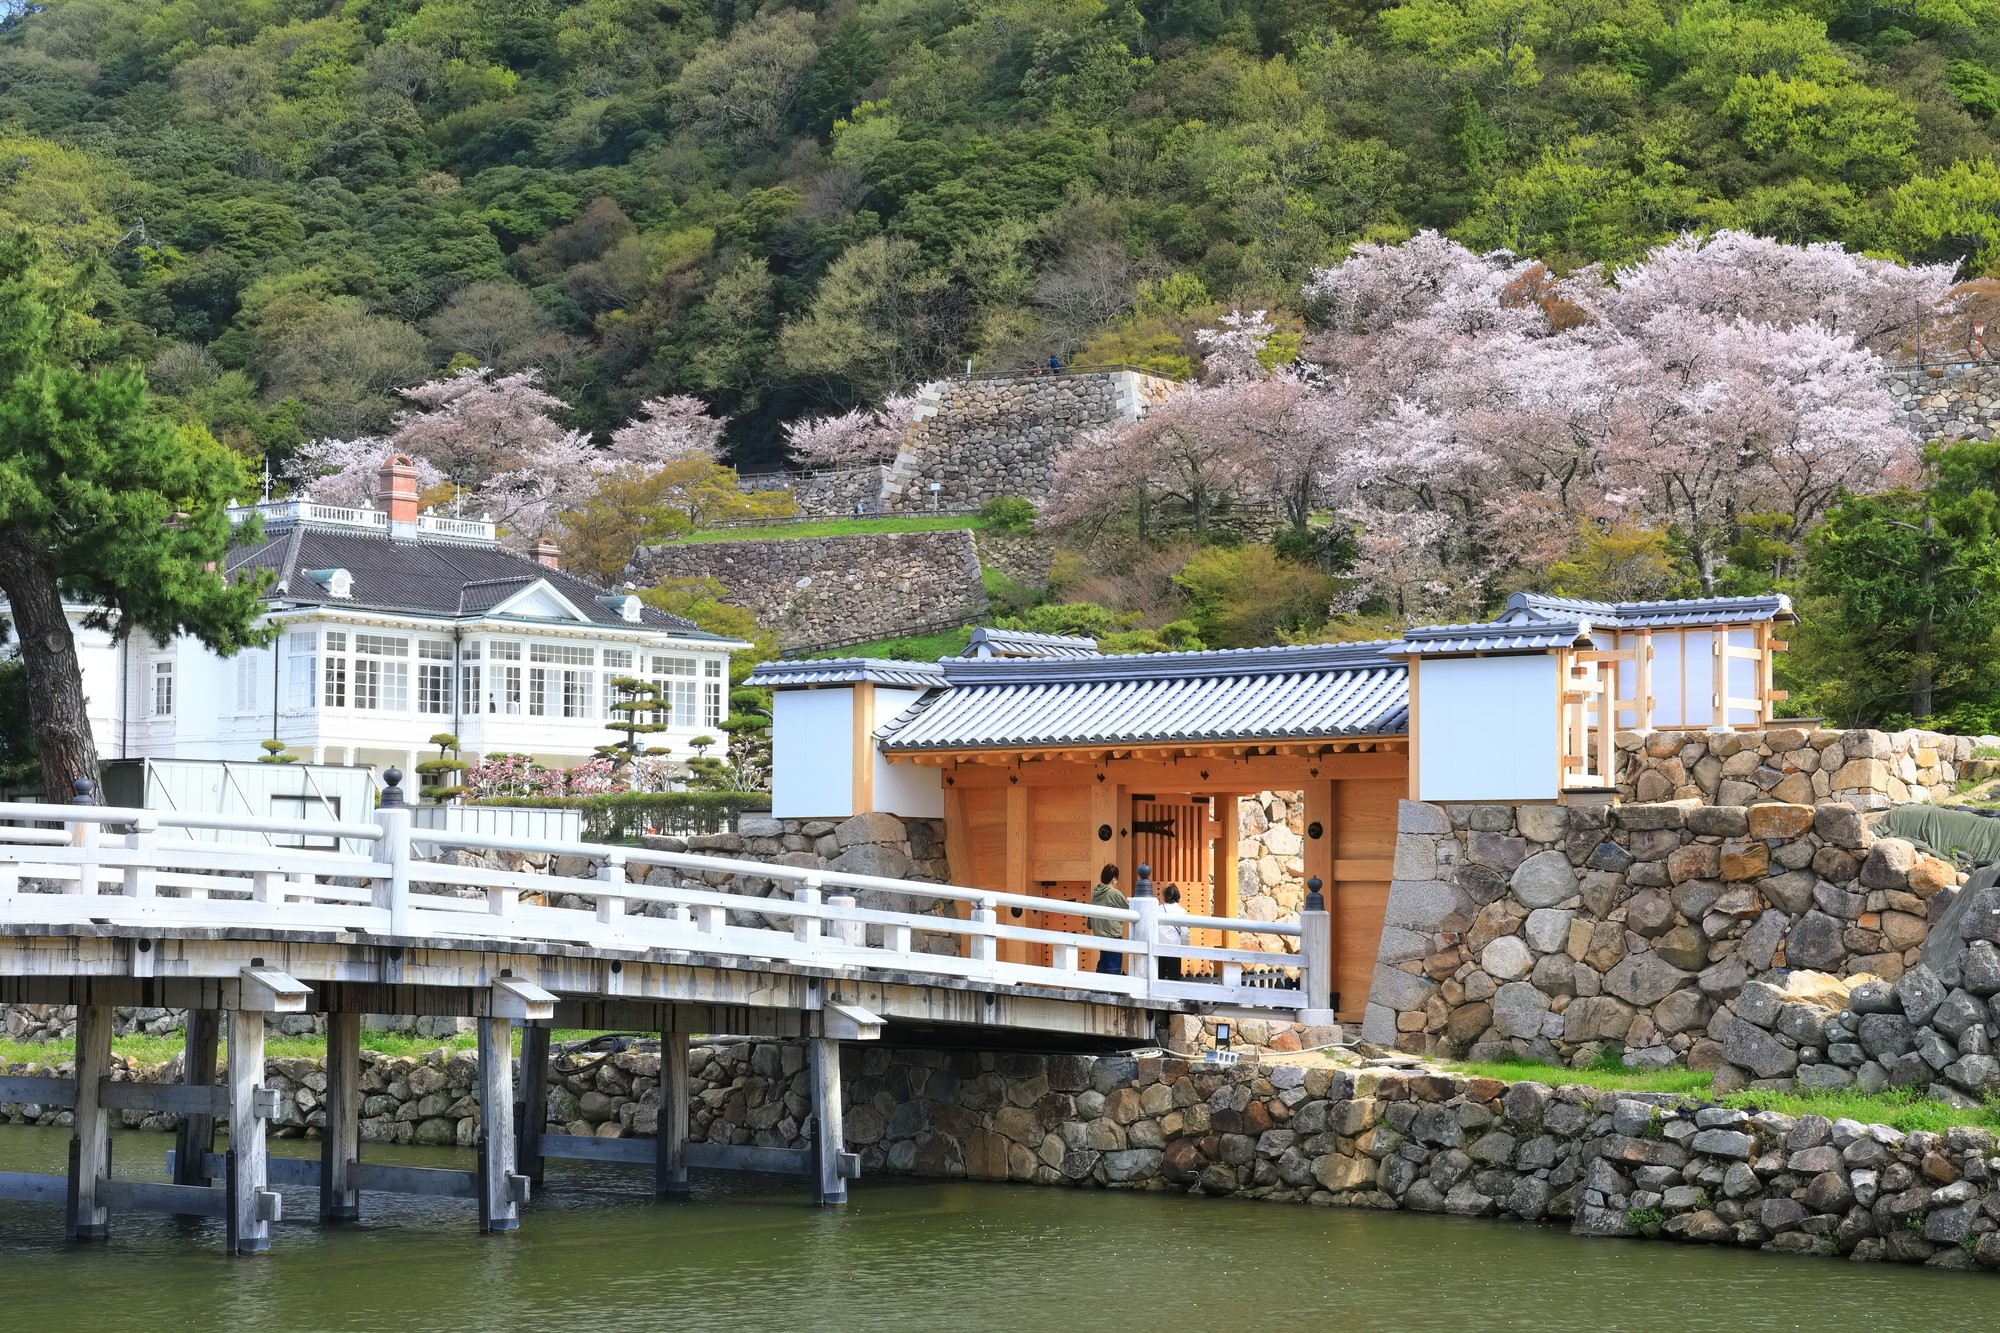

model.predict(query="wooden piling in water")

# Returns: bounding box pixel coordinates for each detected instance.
[477,1016,519,1233]
[808,1033,845,1206]
[321,1011,360,1222]
[517,1024,550,1191]
[656,1027,689,1196]
[172,1009,220,1197]
[227,1008,273,1254]
[66,1004,112,1241]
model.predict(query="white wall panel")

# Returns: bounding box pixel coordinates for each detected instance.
[871,688,942,817]
[1416,655,1559,803]
[772,688,856,819]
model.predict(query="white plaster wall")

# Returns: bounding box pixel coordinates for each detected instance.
[772,688,855,819]
[871,687,942,818]
[1416,655,1559,803]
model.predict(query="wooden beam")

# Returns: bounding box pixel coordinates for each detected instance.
[67,1004,112,1241]
[808,1033,846,1205]
[227,1005,272,1254]
[850,683,876,814]
[478,1015,519,1232]
[173,1009,220,1194]
[516,1023,550,1194]
[657,1026,689,1195]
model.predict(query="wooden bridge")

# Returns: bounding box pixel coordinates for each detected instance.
[0,773,1331,1253]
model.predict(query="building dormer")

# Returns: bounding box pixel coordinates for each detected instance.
[598,593,644,624]
[305,568,353,599]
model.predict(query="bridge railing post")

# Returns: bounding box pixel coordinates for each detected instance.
[826,892,863,947]
[1299,876,1336,1027]
[793,876,822,948]
[969,895,998,967]
[372,768,412,937]
[1131,864,1158,1000]
[68,776,98,896]
[122,813,159,905]
[595,850,626,940]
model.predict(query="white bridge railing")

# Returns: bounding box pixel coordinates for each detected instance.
[0,785,1334,1020]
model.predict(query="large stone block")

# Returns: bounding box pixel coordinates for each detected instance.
[1745,803,1814,840]
[1510,850,1578,909]
[1397,800,1451,835]
[1383,879,1471,932]
[1604,954,1693,1007]
[1491,981,1551,1039]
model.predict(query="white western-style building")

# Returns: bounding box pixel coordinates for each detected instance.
[9,456,744,787]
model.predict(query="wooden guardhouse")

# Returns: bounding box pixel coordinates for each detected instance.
[750,593,1794,1027]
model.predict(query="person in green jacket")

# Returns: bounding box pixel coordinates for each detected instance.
[1091,864,1128,975]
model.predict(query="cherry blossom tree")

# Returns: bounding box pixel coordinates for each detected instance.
[290,370,735,548]
[782,391,917,468]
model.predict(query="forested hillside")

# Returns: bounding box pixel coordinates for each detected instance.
[0,0,1997,463]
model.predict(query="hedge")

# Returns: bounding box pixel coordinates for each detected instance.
[467,791,771,842]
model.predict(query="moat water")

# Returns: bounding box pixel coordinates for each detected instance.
[0,1125,1986,1330]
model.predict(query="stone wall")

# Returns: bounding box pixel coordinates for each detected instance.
[628,529,987,652]
[1372,798,1967,1067]
[737,465,893,519]
[1617,727,1988,809]
[1238,791,1306,950]
[882,371,1180,512]
[16,1041,2000,1271]
[1887,361,2000,444]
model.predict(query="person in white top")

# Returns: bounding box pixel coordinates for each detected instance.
[1157,884,1191,980]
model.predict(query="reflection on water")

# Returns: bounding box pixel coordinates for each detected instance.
[0,1125,1987,1332]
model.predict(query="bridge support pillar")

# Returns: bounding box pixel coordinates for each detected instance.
[656,1027,689,1196]
[808,1033,846,1206]
[227,1007,273,1254]
[66,1003,113,1241]
[172,1009,221,1196]
[320,1011,361,1221]
[517,1024,549,1192]
[478,1015,519,1233]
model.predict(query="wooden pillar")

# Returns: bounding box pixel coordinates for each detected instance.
[808,1034,846,1206]
[1213,795,1240,922]
[850,683,876,814]
[66,1003,113,1241]
[320,1011,360,1222]
[478,1016,519,1232]
[172,1008,221,1190]
[227,1007,272,1254]
[655,1027,690,1196]
[1303,779,1336,1003]
[517,1024,550,1192]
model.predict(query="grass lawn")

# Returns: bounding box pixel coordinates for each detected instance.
[675,514,986,544]
[0,1028,621,1068]
[1447,1056,2000,1133]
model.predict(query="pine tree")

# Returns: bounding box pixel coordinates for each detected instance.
[0,234,266,799]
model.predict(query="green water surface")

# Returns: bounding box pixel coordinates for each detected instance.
[0,1125,1989,1331]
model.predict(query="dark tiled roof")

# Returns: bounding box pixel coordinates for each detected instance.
[1500,592,1795,629]
[227,525,727,639]
[876,641,1410,751]
[961,627,1101,659]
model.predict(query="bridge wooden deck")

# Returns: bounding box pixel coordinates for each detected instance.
[0,777,1331,1252]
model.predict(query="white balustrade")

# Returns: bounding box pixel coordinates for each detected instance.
[0,800,1332,1017]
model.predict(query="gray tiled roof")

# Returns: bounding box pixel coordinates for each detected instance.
[746,658,951,689]
[1402,624,1591,655]
[1500,592,1794,629]
[877,641,1409,751]
[961,627,1101,659]
[228,525,730,639]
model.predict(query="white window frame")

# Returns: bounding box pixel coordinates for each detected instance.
[152,660,174,717]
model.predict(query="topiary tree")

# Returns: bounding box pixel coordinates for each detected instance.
[598,676,670,766]
[257,738,298,764]
[415,732,467,803]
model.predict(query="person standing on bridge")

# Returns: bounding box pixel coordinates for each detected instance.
[1157,884,1189,981]
[1091,864,1128,975]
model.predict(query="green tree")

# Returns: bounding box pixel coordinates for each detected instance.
[0,234,269,799]
[1792,441,2000,727]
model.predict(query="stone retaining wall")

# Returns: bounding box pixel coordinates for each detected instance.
[1373,798,1967,1068]
[883,372,1179,512]
[1887,361,2000,444]
[11,1041,2000,1272]
[1617,727,1986,809]
[627,530,987,651]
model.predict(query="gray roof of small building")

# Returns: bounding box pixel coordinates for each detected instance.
[961,627,1101,659]
[876,641,1409,751]
[746,658,951,689]
[228,524,730,639]
[1499,592,1795,629]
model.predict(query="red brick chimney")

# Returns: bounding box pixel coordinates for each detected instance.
[531,537,562,570]
[376,454,420,528]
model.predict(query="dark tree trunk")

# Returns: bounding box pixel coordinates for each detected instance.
[0,536,101,801]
